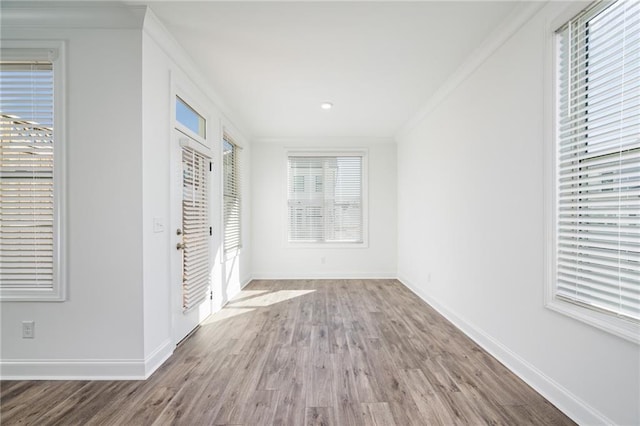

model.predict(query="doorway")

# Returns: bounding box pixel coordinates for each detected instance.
[170,129,213,344]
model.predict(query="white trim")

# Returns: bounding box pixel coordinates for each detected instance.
[0,339,174,380]
[285,243,370,250]
[1,359,147,381]
[178,134,213,159]
[396,1,546,140]
[0,3,146,30]
[397,275,613,426]
[144,338,173,378]
[542,1,640,345]
[286,148,368,157]
[252,272,397,280]
[240,275,253,289]
[0,40,67,302]
[254,137,394,146]
[546,298,640,344]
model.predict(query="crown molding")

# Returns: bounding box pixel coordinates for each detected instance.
[252,136,395,145]
[0,2,146,29]
[395,1,547,141]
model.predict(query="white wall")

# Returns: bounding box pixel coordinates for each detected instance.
[141,25,173,371]
[0,8,147,377]
[397,2,640,425]
[252,139,396,278]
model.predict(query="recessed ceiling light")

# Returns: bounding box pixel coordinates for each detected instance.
[321,102,333,110]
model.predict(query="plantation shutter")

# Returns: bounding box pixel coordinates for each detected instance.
[555,0,640,321]
[288,155,363,243]
[181,146,210,311]
[223,135,241,253]
[0,56,55,292]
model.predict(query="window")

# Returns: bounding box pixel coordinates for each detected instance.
[223,134,241,254]
[549,0,639,341]
[287,152,366,244]
[176,96,206,139]
[0,44,65,300]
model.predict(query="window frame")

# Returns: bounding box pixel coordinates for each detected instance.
[0,40,67,301]
[222,132,242,257]
[544,1,640,344]
[175,95,206,141]
[284,149,369,249]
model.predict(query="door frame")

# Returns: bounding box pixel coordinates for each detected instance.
[169,76,214,346]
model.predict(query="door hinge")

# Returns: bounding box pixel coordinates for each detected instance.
[209,226,212,236]
[210,290,213,300]
[209,162,212,172]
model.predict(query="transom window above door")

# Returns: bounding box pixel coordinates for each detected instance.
[176,96,206,139]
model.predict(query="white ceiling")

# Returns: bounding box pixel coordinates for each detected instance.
[146,1,519,140]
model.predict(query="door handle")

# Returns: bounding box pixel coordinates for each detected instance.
[176,242,185,250]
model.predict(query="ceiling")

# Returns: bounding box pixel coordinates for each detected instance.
[146,1,519,141]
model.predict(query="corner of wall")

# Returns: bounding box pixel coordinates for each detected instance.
[144,338,173,379]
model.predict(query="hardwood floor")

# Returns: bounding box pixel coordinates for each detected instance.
[1,279,575,425]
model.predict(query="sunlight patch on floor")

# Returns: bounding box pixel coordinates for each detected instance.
[226,290,270,302]
[202,289,316,324]
[202,307,255,324]
[227,289,316,308]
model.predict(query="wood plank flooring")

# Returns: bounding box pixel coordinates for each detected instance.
[1,279,575,425]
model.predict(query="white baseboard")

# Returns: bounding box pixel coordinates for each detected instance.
[0,341,174,381]
[251,272,397,280]
[240,274,253,289]
[0,359,147,380]
[396,275,612,426]
[144,338,173,378]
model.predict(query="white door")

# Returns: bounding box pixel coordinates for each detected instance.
[171,129,212,344]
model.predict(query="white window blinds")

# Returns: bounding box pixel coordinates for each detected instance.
[555,0,640,321]
[288,155,363,243]
[181,146,210,311]
[0,55,57,297]
[223,135,241,254]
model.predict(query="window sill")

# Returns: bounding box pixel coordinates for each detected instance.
[545,297,640,344]
[1,287,66,302]
[285,241,369,250]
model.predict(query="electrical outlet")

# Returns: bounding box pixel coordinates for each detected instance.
[22,321,35,339]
